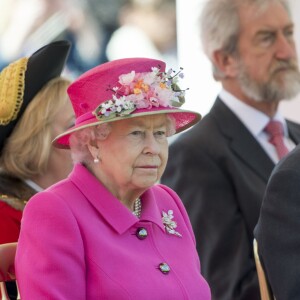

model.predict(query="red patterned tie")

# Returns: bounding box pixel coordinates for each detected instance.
[264,120,289,160]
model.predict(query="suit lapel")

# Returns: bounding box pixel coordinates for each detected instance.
[287,120,300,144]
[210,98,275,182]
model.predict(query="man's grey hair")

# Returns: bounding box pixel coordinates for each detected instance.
[200,0,291,79]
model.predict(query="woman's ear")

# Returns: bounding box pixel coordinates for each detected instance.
[213,50,239,78]
[87,142,100,163]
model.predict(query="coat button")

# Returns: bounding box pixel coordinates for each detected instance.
[159,263,170,274]
[136,227,148,240]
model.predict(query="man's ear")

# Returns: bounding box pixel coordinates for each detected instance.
[213,50,239,77]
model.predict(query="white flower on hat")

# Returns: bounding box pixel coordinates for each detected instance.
[119,70,135,85]
[93,66,186,120]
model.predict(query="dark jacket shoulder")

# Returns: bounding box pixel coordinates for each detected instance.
[0,173,36,210]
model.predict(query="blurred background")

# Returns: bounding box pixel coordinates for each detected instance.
[1,0,300,122]
[0,0,177,77]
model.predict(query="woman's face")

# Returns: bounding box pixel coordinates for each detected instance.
[94,115,169,199]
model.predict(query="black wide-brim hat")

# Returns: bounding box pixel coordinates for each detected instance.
[0,40,71,153]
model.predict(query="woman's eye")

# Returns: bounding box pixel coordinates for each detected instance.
[131,131,143,136]
[154,131,166,137]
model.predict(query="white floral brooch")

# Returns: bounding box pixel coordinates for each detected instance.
[162,210,182,237]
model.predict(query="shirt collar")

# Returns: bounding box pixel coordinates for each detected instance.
[24,179,44,192]
[219,89,288,137]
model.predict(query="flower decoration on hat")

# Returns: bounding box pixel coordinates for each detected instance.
[162,210,182,237]
[93,66,186,120]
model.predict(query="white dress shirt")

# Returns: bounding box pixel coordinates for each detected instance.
[24,179,44,192]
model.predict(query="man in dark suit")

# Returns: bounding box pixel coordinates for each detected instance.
[161,0,300,299]
[255,144,300,300]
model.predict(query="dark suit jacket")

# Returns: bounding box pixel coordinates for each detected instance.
[255,144,300,300]
[161,98,300,300]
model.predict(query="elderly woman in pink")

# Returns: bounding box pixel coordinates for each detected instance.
[16,58,211,299]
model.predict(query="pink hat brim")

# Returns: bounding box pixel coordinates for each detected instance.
[53,106,200,149]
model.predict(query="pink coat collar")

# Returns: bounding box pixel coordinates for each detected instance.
[69,164,165,235]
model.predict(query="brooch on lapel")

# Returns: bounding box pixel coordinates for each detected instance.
[162,210,182,237]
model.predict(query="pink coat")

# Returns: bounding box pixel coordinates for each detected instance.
[16,164,211,299]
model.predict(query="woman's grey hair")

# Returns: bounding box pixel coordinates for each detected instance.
[200,0,290,79]
[69,123,112,165]
[69,114,176,164]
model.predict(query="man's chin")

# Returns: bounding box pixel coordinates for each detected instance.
[264,71,300,100]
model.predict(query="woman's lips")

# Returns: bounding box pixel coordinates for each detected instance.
[137,165,158,169]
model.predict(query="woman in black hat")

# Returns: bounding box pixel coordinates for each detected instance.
[0,40,74,245]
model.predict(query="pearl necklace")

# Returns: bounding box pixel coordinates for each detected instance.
[132,198,142,218]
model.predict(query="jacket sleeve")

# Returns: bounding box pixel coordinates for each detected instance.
[256,167,300,300]
[16,191,86,300]
[161,140,260,300]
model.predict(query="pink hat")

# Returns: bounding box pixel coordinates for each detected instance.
[53,57,201,148]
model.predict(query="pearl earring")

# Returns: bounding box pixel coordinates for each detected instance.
[94,157,100,163]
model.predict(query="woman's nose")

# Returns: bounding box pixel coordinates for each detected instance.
[143,134,160,154]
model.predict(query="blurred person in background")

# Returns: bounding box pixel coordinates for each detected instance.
[106,0,178,68]
[161,0,300,299]
[0,40,73,243]
[0,40,74,299]
[0,41,74,299]
[0,0,103,76]
[86,0,128,63]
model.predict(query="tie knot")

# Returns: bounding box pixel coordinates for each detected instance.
[264,120,284,137]
[264,120,289,160]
